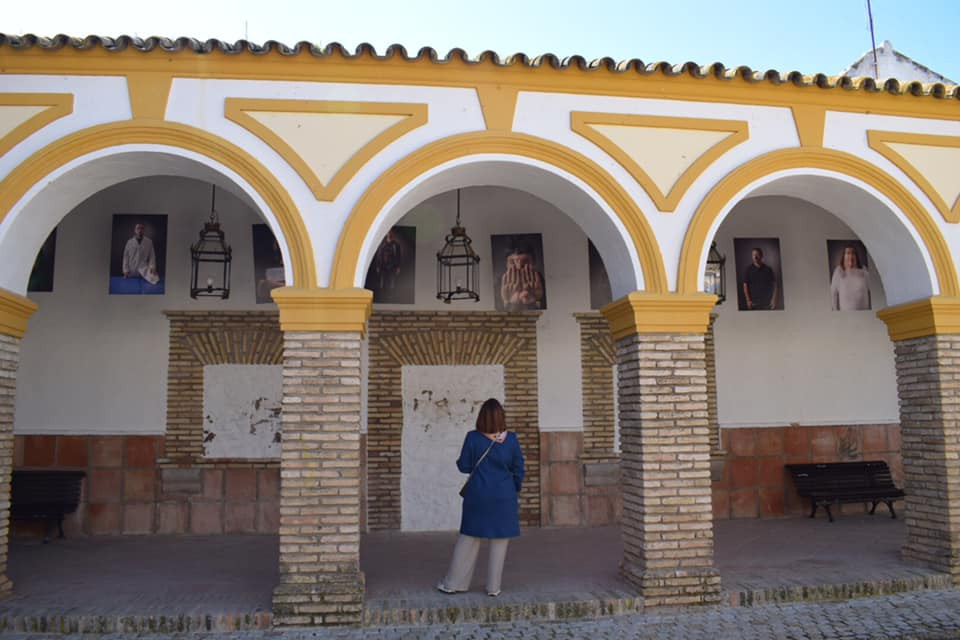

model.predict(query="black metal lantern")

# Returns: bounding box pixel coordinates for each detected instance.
[436,189,480,303]
[704,241,726,304]
[190,185,232,299]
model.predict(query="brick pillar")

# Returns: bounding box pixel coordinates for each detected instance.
[704,313,725,482]
[602,292,721,607]
[270,288,372,626]
[0,289,39,599]
[879,297,960,583]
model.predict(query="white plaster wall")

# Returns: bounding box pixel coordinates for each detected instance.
[380,186,589,432]
[202,364,282,458]
[713,195,899,428]
[14,175,269,434]
[400,365,504,532]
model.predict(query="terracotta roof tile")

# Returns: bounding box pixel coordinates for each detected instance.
[2,33,958,100]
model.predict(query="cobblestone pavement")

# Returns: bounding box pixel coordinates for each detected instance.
[7,588,960,640]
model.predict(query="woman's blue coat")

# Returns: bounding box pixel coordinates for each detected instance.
[457,430,525,538]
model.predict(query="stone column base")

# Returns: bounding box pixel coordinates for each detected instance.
[272,572,365,627]
[621,562,722,607]
[902,543,960,585]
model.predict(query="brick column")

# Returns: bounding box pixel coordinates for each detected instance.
[602,292,721,607]
[704,313,726,482]
[0,289,39,599]
[879,297,960,583]
[270,288,372,626]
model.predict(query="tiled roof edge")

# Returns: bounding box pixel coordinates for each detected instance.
[2,33,959,100]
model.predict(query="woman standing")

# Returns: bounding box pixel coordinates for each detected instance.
[830,244,871,311]
[437,398,524,597]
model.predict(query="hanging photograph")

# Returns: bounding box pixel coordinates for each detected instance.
[109,214,167,295]
[827,239,871,311]
[588,239,612,310]
[491,233,547,311]
[364,225,416,304]
[252,224,286,304]
[733,238,784,311]
[27,228,57,292]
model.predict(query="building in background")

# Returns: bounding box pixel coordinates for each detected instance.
[2,33,960,625]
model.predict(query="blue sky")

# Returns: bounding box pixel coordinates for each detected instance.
[4,0,959,81]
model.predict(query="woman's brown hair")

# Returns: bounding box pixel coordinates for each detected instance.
[475,398,506,434]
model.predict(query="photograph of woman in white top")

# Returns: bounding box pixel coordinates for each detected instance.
[828,241,870,311]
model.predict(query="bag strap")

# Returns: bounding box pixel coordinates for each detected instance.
[462,434,500,489]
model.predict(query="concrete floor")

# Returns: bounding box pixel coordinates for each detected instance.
[0,515,946,619]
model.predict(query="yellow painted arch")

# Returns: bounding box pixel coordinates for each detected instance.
[330,131,668,293]
[677,147,959,297]
[0,120,316,288]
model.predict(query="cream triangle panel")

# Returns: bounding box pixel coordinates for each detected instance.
[0,106,46,139]
[0,94,74,157]
[247,111,406,186]
[868,131,960,223]
[225,99,428,201]
[589,124,729,196]
[887,143,960,212]
[571,113,749,212]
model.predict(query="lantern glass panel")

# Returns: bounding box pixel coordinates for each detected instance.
[705,242,726,303]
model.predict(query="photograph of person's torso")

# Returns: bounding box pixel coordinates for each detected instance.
[108,214,167,295]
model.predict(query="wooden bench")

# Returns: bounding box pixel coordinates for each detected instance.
[11,470,85,542]
[785,461,904,523]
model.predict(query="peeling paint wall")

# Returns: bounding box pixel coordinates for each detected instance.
[203,364,282,459]
[400,365,504,531]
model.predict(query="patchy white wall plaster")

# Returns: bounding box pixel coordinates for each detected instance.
[400,365,504,532]
[202,364,282,459]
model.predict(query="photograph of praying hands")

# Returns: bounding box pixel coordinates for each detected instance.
[492,234,547,311]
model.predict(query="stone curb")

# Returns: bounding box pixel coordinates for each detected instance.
[727,573,952,607]
[362,595,644,626]
[0,612,272,634]
[0,574,951,634]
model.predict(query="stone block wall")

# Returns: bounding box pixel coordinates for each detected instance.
[539,432,621,527]
[366,311,541,531]
[13,434,280,536]
[712,424,903,520]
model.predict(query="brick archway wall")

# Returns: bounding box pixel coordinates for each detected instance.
[366,310,541,530]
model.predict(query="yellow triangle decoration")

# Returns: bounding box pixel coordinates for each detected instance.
[0,94,74,157]
[572,113,749,212]
[868,130,960,223]
[226,99,428,201]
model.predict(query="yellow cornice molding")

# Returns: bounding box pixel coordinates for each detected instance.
[600,292,717,339]
[791,105,825,147]
[475,84,519,131]
[677,146,959,298]
[0,288,38,339]
[876,296,960,341]
[0,120,316,289]
[6,48,960,122]
[868,130,960,223]
[571,112,748,212]
[330,130,668,293]
[0,93,73,158]
[271,287,372,335]
[225,98,428,202]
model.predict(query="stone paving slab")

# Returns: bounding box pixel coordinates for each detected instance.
[5,588,960,639]
[0,516,950,633]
